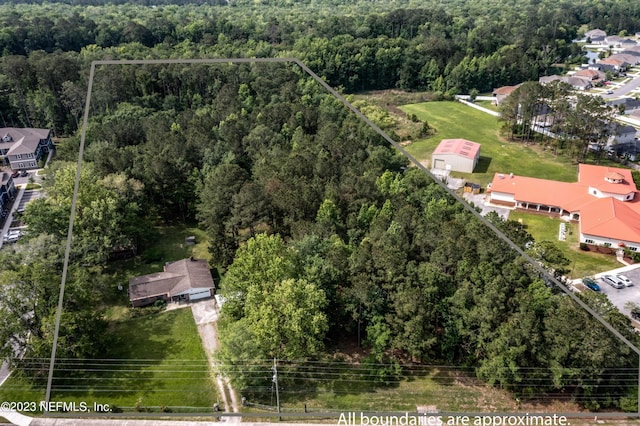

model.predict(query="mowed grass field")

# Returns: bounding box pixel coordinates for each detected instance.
[398,100,625,278]
[0,308,217,412]
[509,211,621,277]
[399,101,578,187]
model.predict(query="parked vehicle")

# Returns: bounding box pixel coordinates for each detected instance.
[632,307,640,320]
[582,277,601,291]
[617,274,634,287]
[602,274,625,289]
[2,229,22,243]
[19,169,28,177]
[10,170,19,178]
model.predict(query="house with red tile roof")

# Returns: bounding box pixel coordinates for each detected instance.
[487,164,640,252]
[431,139,481,173]
[492,84,522,105]
[574,69,606,83]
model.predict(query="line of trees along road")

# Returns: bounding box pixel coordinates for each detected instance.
[1,0,640,411]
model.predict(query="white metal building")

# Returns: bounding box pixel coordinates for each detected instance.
[431,139,481,173]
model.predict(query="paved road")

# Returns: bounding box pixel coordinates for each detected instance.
[0,360,10,387]
[4,414,342,426]
[605,70,640,98]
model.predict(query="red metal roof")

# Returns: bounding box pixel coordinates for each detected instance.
[433,139,480,159]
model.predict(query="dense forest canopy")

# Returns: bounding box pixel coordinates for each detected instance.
[1,0,640,128]
[2,0,640,412]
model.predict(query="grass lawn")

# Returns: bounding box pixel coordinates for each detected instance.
[0,309,217,412]
[271,364,579,414]
[509,211,621,278]
[102,224,212,321]
[474,100,500,112]
[399,101,579,187]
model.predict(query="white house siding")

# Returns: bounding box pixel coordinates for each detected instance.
[180,287,214,301]
[431,153,476,173]
[587,187,635,201]
[490,191,516,204]
[580,233,640,252]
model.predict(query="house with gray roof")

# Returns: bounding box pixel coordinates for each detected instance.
[585,29,606,44]
[128,258,215,307]
[0,128,54,170]
[606,97,640,113]
[607,123,637,147]
[610,53,640,65]
[539,75,591,90]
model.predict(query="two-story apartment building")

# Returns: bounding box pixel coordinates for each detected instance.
[0,171,16,213]
[0,128,54,170]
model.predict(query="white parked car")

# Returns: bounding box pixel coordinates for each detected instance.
[616,274,634,287]
[2,229,22,243]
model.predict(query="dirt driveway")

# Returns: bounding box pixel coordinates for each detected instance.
[190,299,240,421]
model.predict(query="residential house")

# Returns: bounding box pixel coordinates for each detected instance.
[607,123,637,146]
[567,76,592,90]
[487,164,640,251]
[0,128,54,170]
[610,53,640,66]
[620,49,640,58]
[0,171,16,213]
[539,75,564,85]
[539,75,591,90]
[574,69,606,83]
[598,57,629,72]
[128,258,215,307]
[588,63,618,74]
[605,35,626,47]
[585,29,606,44]
[606,97,640,114]
[492,84,522,105]
[431,138,481,173]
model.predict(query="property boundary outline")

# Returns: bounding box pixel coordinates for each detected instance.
[42,57,640,418]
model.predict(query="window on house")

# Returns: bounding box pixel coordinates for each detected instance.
[631,247,638,252]
[18,163,24,168]
[592,190,597,195]
[27,153,32,158]
[585,239,595,244]
[15,154,21,160]
[604,242,611,248]
[29,162,36,167]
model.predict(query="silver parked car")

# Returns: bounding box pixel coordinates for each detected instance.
[616,274,634,287]
[602,274,624,289]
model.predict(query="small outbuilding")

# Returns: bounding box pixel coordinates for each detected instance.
[431,139,481,173]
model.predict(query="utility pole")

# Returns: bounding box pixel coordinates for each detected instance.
[272,357,280,419]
